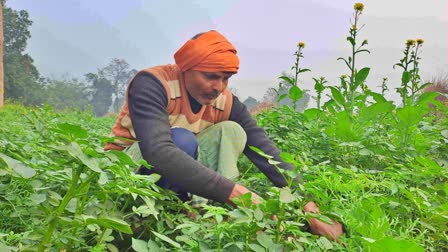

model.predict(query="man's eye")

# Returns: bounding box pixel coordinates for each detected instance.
[204,74,219,80]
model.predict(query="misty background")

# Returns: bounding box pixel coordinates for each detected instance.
[6,0,448,107]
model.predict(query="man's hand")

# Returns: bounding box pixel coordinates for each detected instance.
[228,184,262,206]
[304,201,344,240]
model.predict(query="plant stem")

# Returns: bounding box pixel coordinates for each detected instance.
[349,13,358,117]
[96,229,108,246]
[275,204,284,243]
[38,167,82,251]
[217,231,221,252]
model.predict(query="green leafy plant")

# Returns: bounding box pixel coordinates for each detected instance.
[335,2,371,116]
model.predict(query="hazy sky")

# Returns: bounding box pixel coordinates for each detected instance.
[7,0,448,104]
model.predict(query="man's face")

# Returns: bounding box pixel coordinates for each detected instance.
[183,70,233,105]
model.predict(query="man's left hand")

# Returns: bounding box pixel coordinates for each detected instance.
[304,201,344,240]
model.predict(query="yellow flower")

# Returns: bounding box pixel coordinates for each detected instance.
[405,39,416,47]
[354,3,364,11]
[341,74,347,79]
[297,42,305,48]
[416,38,424,45]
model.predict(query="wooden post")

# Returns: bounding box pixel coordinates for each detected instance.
[0,1,4,109]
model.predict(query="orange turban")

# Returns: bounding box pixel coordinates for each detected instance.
[174,30,239,73]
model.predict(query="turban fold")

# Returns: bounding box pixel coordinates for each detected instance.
[174,30,239,73]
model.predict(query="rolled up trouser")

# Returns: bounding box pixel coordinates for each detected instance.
[125,121,247,206]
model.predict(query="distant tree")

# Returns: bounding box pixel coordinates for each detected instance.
[41,77,90,111]
[2,0,41,105]
[243,96,259,109]
[99,58,137,112]
[85,72,113,116]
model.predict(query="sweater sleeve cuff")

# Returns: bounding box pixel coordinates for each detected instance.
[214,178,236,204]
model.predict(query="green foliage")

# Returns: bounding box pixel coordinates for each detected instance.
[335,4,370,117]
[40,78,92,111]
[266,73,311,112]
[2,1,32,55]
[85,73,114,116]
[2,2,42,105]
[394,39,430,106]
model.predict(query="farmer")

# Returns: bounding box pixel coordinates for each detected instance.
[105,30,343,240]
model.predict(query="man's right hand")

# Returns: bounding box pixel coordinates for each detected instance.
[228,184,262,206]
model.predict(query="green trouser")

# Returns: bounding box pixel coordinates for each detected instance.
[125,121,247,207]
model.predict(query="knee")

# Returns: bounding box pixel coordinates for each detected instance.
[216,121,247,149]
[171,127,198,159]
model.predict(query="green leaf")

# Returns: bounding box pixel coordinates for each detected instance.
[393,63,404,69]
[57,123,88,139]
[395,105,425,129]
[441,130,448,138]
[132,238,150,252]
[289,86,303,101]
[314,82,325,92]
[30,193,47,204]
[0,153,36,179]
[355,49,371,55]
[337,57,351,69]
[277,93,287,102]
[254,207,264,221]
[316,236,333,250]
[257,232,274,249]
[107,150,138,167]
[152,231,181,249]
[354,67,370,88]
[265,199,280,213]
[415,91,438,108]
[248,243,265,252]
[298,68,311,74]
[249,146,273,159]
[61,142,102,172]
[279,187,295,203]
[417,82,432,92]
[98,171,108,185]
[366,91,387,103]
[402,71,412,84]
[303,108,320,120]
[368,237,425,252]
[279,76,294,85]
[359,101,395,121]
[359,149,372,156]
[306,212,334,225]
[86,217,132,234]
[147,240,161,252]
[0,242,15,252]
[347,36,355,46]
[329,87,345,107]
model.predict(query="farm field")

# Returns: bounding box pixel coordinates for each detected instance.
[0,93,447,251]
[1,2,448,252]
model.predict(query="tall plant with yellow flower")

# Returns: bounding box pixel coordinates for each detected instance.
[333,2,370,116]
[277,42,310,110]
[394,38,431,105]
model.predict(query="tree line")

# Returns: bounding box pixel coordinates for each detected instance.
[1,1,136,116]
[2,1,311,116]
